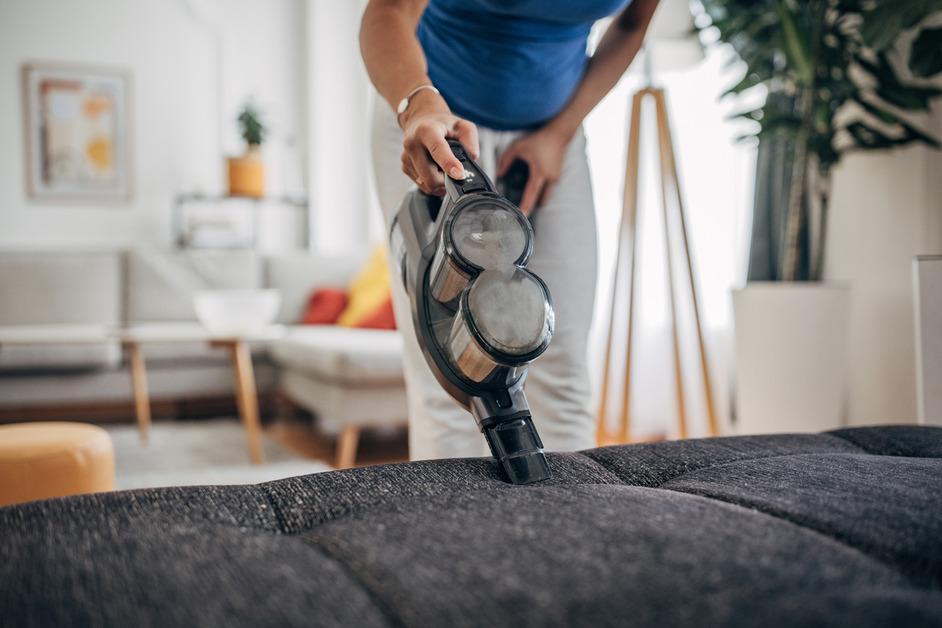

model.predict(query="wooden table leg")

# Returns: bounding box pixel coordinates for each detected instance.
[336,426,360,469]
[125,341,152,444]
[221,339,265,464]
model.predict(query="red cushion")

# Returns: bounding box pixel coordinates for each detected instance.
[351,295,396,330]
[301,288,348,325]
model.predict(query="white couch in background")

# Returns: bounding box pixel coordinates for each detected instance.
[0,248,408,466]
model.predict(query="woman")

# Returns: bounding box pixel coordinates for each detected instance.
[361,0,659,460]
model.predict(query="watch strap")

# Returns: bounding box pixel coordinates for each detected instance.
[396,84,440,121]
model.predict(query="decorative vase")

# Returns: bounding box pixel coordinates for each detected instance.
[732,282,850,434]
[227,146,265,198]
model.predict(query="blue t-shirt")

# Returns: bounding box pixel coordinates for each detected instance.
[417,0,629,130]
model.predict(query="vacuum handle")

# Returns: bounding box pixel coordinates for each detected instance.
[444,139,494,198]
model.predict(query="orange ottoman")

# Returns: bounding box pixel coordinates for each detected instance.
[0,422,115,506]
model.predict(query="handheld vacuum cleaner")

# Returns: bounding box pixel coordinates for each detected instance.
[389,140,554,485]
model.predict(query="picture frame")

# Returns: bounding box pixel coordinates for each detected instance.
[22,62,132,201]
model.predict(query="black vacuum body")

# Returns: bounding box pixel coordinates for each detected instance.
[389,140,554,484]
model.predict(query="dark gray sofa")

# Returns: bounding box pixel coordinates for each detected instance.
[2,426,941,627]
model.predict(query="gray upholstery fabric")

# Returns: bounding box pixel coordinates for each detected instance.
[1,426,940,627]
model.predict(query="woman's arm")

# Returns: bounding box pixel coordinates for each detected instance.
[360,0,478,195]
[498,0,660,213]
[546,0,660,142]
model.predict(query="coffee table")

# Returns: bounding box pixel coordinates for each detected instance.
[117,323,284,464]
[0,323,284,464]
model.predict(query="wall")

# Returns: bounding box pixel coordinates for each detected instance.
[304,0,380,254]
[826,104,942,424]
[0,0,304,248]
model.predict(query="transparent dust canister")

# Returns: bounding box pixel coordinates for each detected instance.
[447,268,554,382]
[428,199,532,307]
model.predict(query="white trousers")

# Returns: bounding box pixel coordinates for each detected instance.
[370,103,598,460]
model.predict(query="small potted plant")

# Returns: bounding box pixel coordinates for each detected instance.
[228,101,267,198]
[697,0,942,433]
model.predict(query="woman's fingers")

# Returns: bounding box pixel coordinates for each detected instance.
[539,181,557,207]
[418,126,464,180]
[403,134,443,194]
[452,119,479,160]
[401,150,441,194]
[496,145,520,177]
[400,151,421,183]
[518,170,545,216]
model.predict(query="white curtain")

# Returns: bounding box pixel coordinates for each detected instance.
[586,46,756,439]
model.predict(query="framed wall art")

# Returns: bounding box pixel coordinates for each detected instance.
[22,63,131,200]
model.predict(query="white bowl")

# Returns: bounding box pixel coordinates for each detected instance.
[193,290,281,335]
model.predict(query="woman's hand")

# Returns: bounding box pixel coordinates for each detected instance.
[496,126,572,215]
[400,91,479,196]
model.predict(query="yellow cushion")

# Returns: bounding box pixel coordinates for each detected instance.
[0,422,115,506]
[337,246,392,327]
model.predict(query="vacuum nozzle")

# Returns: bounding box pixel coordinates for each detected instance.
[483,416,551,485]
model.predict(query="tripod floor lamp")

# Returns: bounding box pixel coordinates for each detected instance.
[596,3,719,445]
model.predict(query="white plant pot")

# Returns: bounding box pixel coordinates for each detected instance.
[732,283,850,434]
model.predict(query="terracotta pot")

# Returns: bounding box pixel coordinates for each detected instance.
[227,146,265,198]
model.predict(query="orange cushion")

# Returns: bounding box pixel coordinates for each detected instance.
[301,288,348,325]
[337,246,394,328]
[351,295,396,330]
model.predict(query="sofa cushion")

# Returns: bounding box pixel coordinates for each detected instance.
[0,250,122,371]
[0,426,940,627]
[265,251,367,324]
[279,369,407,432]
[0,251,121,326]
[126,249,262,322]
[0,342,120,372]
[270,326,403,385]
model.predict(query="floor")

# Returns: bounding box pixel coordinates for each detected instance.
[106,416,409,490]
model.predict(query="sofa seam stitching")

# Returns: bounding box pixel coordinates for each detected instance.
[579,436,869,488]
[570,452,631,485]
[652,483,937,590]
[824,430,942,458]
[649,451,879,489]
[297,534,407,628]
[259,484,290,534]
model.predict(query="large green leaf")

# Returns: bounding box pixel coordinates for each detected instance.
[776,0,814,85]
[909,26,942,77]
[845,121,904,149]
[854,96,941,146]
[856,53,942,110]
[860,0,942,51]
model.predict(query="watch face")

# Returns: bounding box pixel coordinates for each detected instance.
[451,203,529,270]
[467,268,553,358]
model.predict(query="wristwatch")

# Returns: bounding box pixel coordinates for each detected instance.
[397,84,440,122]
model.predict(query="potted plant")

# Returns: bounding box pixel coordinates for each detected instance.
[697,0,942,433]
[228,101,268,198]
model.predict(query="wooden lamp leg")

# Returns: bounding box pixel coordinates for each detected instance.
[598,89,646,446]
[653,89,688,440]
[599,86,720,444]
[617,90,647,445]
[654,91,720,437]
